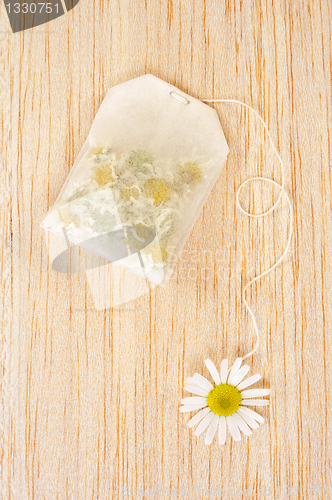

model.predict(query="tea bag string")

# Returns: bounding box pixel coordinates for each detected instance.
[201,98,293,361]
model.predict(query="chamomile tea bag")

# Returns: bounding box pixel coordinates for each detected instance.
[41,74,229,287]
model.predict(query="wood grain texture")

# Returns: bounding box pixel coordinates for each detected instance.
[1,0,332,498]
[0,1,11,497]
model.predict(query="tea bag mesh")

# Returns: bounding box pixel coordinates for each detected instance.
[41,75,229,308]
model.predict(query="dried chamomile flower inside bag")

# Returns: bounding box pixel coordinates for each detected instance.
[41,74,229,286]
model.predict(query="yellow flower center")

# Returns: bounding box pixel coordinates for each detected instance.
[179,162,202,183]
[93,165,114,186]
[207,384,242,417]
[145,179,171,205]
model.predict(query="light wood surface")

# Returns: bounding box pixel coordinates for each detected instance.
[1,1,332,498]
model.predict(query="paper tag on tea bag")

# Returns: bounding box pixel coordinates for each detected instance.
[41,75,229,304]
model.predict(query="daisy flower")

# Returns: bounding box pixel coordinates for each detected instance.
[179,358,270,445]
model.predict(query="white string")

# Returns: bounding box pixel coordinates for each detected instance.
[201,98,293,361]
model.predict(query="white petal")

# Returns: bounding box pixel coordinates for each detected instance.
[181,396,207,405]
[186,376,207,391]
[240,388,270,399]
[229,365,250,387]
[226,414,241,441]
[232,412,252,436]
[205,414,219,445]
[193,373,214,392]
[194,411,215,436]
[179,403,208,413]
[241,399,270,406]
[218,416,227,444]
[236,408,259,429]
[220,359,228,384]
[205,359,221,385]
[184,385,209,397]
[188,407,211,428]
[236,374,262,391]
[237,406,264,423]
[227,358,243,385]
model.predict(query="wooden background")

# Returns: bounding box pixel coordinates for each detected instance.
[1,0,332,498]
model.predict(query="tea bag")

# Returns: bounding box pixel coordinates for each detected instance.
[41,75,229,289]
